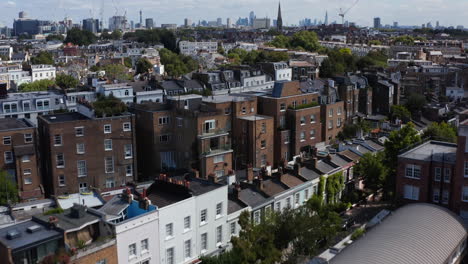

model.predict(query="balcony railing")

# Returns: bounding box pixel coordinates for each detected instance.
[201,144,232,156]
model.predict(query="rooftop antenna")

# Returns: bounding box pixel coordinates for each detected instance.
[339,0,359,25]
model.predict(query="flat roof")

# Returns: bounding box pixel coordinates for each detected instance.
[34,206,100,232]
[56,192,105,209]
[42,112,90,123]
[202,94,255,104]
[399,141,457,163]
[0,220,62,251]
[331,203,468,264]
[0,118,32,131]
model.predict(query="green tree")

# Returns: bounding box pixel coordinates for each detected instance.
[124,57,133,68]
[390,105,412,122]
[46,34,64,42]
[384,123,421,198]
[123,29,177,52]
[136,58,153,74]
[231,211,282,264]
[19,79,55,92]
[290,31,320,52]
[31,51,54,65]
[160,48,198,77]
[423,122,457,142]
[64,28,97,46]
[269,34,291,48]
[0,171,18,205]
[101,64,131,81]
[319,58,335,78]
[110,30,122,40]
[93,95,128,117]
[55,73,79,89]
[354,152,388,193]
[405,93,426,115]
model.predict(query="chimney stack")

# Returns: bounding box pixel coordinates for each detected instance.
[253,178,264,191]
[208,173,218,183]
[246,165,254,183]
[233,184,241,199]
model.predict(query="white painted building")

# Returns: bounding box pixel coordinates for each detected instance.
[0,45,13,60]
[97,83,134,104]
[65,91,97,111]
[179,41,218,56]
[147,178,229,264]
[31,64,56,82]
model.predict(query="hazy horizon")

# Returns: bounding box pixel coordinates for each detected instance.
[1,0,467,28]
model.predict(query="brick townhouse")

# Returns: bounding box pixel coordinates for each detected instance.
[132,94,233,181]
[257,81,321,165]
[0,118,43,201]
[38,110,136,196]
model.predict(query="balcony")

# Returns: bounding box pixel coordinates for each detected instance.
[199,128,229,139]
[201,144,232,157]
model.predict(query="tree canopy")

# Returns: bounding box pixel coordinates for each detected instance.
[320,49,388,78]
[55,73,79,89]
[64,28,97,46]
[46,34,64,42]
[405,93,427,115]
[354,152,388,193]
[383,123,421,197]
[93,95,128,117]
[390,105,411,122]
[136,58,153,74]
[160,48,198,77]
[100,64,132,81]
[123,29,178,52]
[227,49,289,66]
[269,31,321,52]
[423,122,457,142]
[19,79,55,92]
[0,171,18,205]
[203,197,342,263]
[31,51,54,65]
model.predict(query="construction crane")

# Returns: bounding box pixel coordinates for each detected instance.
[339,0,359,25]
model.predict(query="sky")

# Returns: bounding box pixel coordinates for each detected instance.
[0,0,467,28]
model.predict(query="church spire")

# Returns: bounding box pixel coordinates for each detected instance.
[277,2,283,31]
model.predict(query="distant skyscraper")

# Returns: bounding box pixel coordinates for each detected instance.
[139,10,143,26]
[184,18,192,28]
[277,2,283,31]
[373,17,381,28]
[324,11,328,25]
[227,18,232,28]
[145,18,154,29]
[217,18,222,27]
[109,16,126,31]
[82,18,99,33]
[393,21,398,28]
[249,11,255,26]
[436,21,440,29]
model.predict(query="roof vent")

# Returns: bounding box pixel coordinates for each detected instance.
[6,229,21,240]
[27,225,42,233]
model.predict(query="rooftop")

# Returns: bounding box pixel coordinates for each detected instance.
[55,192,105,209]
[41,112,90,123]
[330,203,468,264]
[398,141,457,163]
[228,197,247,214]
[147,177,224,208]
[202,94,256,104]
[238,187,271,208]
[0,118,32,131]
[0,220,62,251]
[34,205,100,233]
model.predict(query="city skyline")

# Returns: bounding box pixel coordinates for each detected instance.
[1,0,468,28]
